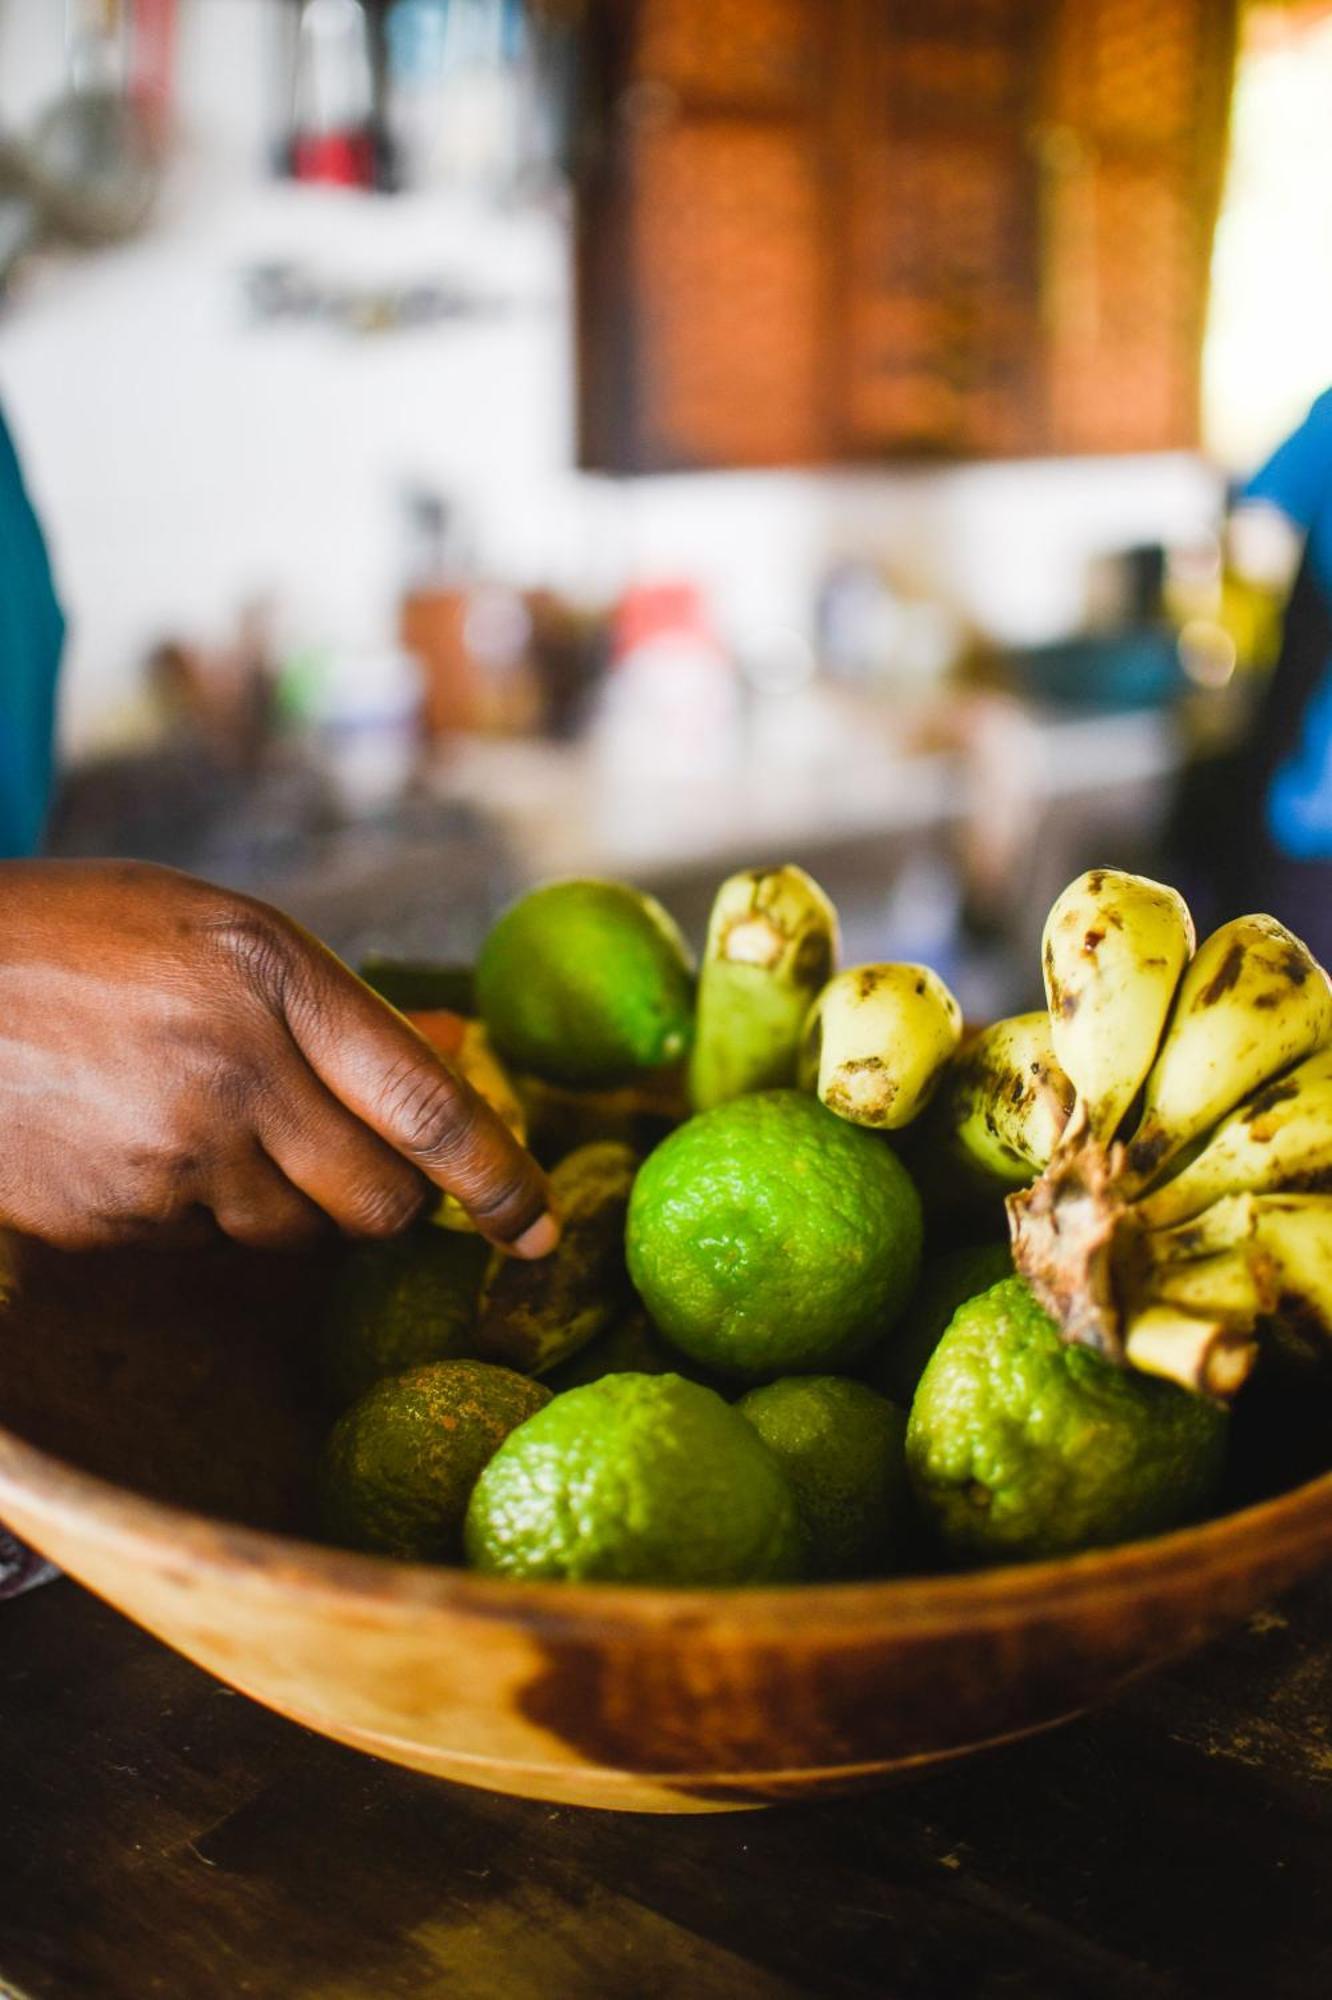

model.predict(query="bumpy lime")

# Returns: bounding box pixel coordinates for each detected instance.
[906,1277,1228,1564]
[464,1373,805,1584]
[626,1090,922,1381]
[320,1360,550,1561]
[736,1375,909,1578]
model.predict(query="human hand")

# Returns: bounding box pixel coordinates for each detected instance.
[0,861,557,1255]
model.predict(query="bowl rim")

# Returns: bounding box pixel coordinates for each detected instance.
[3,1413,1331,1643]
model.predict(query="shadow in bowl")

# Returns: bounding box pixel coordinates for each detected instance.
[0,1237,337,1536]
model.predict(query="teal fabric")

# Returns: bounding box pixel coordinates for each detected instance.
[0,405,63,857]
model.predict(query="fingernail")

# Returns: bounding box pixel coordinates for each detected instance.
[512,1212,560,1260]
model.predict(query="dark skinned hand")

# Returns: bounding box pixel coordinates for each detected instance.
[0,861,558,1257]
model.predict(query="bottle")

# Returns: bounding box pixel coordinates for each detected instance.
[397,490,536,737]
[593,583,741,781]
[290,0,378,189]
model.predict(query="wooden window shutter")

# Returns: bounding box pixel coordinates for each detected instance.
[1039,0,1239,453]
[576,0,1239,469]
[578,0,830,470]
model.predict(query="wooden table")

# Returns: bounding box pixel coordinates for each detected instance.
[2,1571,1330,1999]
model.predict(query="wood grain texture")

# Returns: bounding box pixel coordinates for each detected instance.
[3,1577,1332,1998]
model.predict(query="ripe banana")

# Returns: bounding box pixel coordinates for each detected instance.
[1143,1190,1332,1263]
[799,962,962,1130]
[688,865,839,1112]
[1144,1191,1332,1376]
[916,1012,1074,1191]
[1122,1304,1258,1400]
[1135,1045,1332,1230]
[1147,1249,1264,1322]
[1239,1195,1332,1371]
[1042,868,1194,1146]
[1141,1192,1261,1264]
[1125,914,1332,1187]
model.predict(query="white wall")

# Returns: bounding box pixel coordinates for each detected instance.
[0,0,1223,756]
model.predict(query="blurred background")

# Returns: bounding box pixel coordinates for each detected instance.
[2,0,1329,1011]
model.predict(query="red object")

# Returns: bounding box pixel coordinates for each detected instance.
[609,582,722,665]
[292,130,377,188]
[405,1010,470,1059]
[129,0,177,146]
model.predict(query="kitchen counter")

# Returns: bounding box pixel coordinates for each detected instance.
[429,696,1181,887]
[2,1568,1330,1998]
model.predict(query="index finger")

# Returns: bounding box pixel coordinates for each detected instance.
[279,938,558,1258]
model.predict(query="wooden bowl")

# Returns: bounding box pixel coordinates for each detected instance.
[1,1237,1330,1815]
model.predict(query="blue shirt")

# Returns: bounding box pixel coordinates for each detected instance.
[0,406,63,857]
[1244,388,1332,599]
[1243,390,1332,861]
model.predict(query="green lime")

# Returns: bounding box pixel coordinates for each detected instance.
[906,1277,1228,1565]
[866,1241,1012,1406]
[320,1360,550,1561]
[736,1376,909,1578]
[320,1226,490,1409]
[475,879,695,1089]
[464,1373,805,1584]
[626,1090,923,1381]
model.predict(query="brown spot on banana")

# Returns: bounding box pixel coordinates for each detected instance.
[1198,941,1246,1005]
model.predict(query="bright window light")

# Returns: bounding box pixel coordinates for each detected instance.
[1204,8,1332,469]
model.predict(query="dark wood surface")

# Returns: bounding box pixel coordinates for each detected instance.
[2,1572,1331,1999]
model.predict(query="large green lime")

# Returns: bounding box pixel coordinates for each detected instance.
[475,879,695,1089]
[626,1090,923,1381]
[464,1373,805,1584]
[320,1360,550,1561]
[906,1277,1228,1564]
[866,1241,1012,1407]
[736,1375,909,1578]
[320,1226,490,1409]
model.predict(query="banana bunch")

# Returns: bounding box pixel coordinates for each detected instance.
[605,854,1332,1406]
[986,868,1332,1399]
